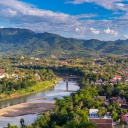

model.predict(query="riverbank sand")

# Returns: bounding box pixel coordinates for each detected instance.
[0,102,55,117]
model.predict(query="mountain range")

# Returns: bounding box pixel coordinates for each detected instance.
[0,28,128,58]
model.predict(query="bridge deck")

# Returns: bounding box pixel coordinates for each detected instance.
[59,76,86,79]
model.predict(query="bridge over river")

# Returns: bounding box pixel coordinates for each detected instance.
[59,75,86,91]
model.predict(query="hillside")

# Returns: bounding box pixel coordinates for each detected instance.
[0,28,128,58]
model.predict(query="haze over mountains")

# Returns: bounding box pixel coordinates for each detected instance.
[0,28,128,58]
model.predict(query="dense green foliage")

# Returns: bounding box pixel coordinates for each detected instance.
[0,68,56,100]
[21,87,98,128]
[1,56,128,128]
[0,28,128,58]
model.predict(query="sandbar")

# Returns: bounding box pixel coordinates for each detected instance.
[0,102,55,117]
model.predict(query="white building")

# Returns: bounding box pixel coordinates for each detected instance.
[0,73,9,79]
[89,109,99,118]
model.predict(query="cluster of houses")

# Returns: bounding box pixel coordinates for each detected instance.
[121,68,128,74]
[92,72,128,85]
[0,68,41,81]
[89,96,128,128]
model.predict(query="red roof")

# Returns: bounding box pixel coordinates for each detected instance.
[113,75,121,79]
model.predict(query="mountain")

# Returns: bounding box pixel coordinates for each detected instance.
[0,28,128,58]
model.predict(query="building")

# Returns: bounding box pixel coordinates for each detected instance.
[96,96,106,101]
[0,69,8,79]
[89,109,99,118]
[110,78,117,85]
[89,118,113,128]
[113,75,122,80]
[89,109,113,128]
[110,97,126,106]
[121,104,128,110]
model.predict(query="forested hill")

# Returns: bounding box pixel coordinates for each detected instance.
[0,28,128,57]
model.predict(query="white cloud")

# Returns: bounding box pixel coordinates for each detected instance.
[0,0,98,34]
[90,28,100,34]
[115,3,125,7]
[104,27,118,36]
[124,34,128,38]
[0,26,5,28]
[75,14,97,19]
[68,0,127,10]
[1,8,17,17]
[0,0,128,40]
[75,27,86,32]
[0,0,73,24]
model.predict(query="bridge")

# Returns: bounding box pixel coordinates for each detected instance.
[58,75,86,91]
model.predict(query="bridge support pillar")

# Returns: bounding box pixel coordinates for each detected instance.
[66,78,68,91]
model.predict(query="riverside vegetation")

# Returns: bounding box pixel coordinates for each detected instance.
[1,56,128,128]
[0,59,58,100]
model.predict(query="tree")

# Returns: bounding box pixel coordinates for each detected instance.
[97,107,107,117]
[111,111,118,121]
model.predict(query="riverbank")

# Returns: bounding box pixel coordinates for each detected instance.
[0,78,60,101]
[0,102,55,117]
[0,79,80,127]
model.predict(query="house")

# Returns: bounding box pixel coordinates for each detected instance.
[11,74,19,80]
[0,73,9,79]
[93,69,100,74]
[121,68,128,74]
[0,69,9,79]
[110,97,126,106]
[110,79,117,85]
[95,79,102,85]
[20,56,24,59]
[113,75,122,80]
[121,104,128,110]
[102,81,108,85]
[103,101,110,107]
[96,96,106,101]
[89,118,113,128]
[34,73,41,80]
[0,69,5,78]
[89,109,99,118]
[89,109,112,127]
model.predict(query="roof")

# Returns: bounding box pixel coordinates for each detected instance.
[121,104,128,110]
[97,96,106,100]
[0,69,5,73]
[113,75,122,79]
[89,118,113,128]
[110,97,126,105]
[110,97,118,100]
[89,109,98,114]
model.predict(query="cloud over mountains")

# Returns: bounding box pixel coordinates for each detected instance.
[0,0,128,40]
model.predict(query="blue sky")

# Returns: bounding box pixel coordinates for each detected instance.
[0,0,128,40]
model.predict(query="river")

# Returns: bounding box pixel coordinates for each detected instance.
[0,79,79,127]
